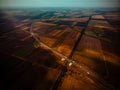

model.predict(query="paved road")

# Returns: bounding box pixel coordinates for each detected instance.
[30,22,90,73]
[29,22,117,89]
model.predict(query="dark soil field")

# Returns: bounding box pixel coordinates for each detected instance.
[0,8,120,89]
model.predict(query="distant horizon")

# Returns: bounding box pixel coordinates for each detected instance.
[0,0,119,8]
[0,6,120,9]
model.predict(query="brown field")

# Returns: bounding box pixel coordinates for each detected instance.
[32,22,83,56]
[52,27,81,56]
[10,66,61,90]
[104,13,120,20]
[72,35,107,76]
[92,15,105,19]
[58,72,107,90]
[0,52,61,90]
[72,19,120,88]
[88,20,112,28]
[59,17,89,22]
[0,8,120,89]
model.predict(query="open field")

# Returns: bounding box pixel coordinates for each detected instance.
[72,13,120,88]
[0,8,120,89]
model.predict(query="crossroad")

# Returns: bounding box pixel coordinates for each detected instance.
[29,22,116,89]
[30,22,90,74]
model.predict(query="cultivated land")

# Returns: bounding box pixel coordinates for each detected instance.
[0,8,120,90]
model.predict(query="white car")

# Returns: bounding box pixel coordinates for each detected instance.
[68,62,72,67]
[61,57,66,61]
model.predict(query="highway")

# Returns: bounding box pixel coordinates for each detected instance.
[29,22,116,89]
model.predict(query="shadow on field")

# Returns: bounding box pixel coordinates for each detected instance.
[0,52,56,90]
[25,48,60,69]
[0,10,15,35]
[101,28,120,56]
[104,60,120,89]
